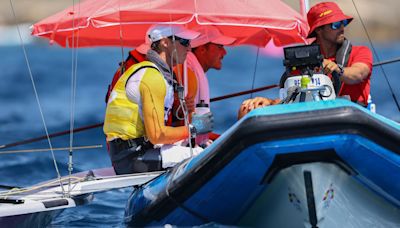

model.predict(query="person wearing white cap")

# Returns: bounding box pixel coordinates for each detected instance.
[104,24,214,174]
[173,26,235,146]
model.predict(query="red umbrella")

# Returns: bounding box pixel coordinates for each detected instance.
[32,0,309,48]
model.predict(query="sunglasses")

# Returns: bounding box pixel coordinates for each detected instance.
[170,36,191,47]
[331,19,349,30]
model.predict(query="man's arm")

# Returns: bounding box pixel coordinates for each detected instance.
[140,69,189,144]
[323,46,373,85]
[323,59,370,84]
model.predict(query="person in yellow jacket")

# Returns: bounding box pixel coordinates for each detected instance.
[104,25,214,175]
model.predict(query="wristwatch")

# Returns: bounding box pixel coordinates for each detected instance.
[337,64,344,77]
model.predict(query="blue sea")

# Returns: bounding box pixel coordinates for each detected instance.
[1,39,399,227]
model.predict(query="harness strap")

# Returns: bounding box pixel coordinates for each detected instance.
[332,39,352,94]
[125,64,178,92]
[125,65,160,87]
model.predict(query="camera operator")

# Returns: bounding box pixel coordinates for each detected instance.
[238,2,372,119]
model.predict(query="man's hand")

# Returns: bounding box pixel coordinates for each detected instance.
[322,59,341,76]
[238,97,280,119]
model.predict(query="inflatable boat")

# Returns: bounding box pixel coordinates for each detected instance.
[124,99,400,227]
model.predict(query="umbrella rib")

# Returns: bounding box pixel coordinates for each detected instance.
[195,20,299,30]
[90,15,197,28]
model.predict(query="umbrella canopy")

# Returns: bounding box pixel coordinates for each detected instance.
[32,0,309,48]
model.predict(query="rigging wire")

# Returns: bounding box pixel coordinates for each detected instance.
[249,47,260,98]
[68,0,81,196]
[351,0,400,113]
[8,0,66,195]
[0,176,84,198]
[118,0,126,73]
[0,171,164,198]
[167,16,194,155]
[0,145,103,155]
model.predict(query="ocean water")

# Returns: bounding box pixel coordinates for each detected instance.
[0,40,399,227]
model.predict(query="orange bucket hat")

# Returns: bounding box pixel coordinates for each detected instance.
[307,2,353,38]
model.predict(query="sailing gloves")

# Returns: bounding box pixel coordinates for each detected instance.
[191,112,214,134]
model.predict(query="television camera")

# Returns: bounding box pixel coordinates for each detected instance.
[279,44,337,103]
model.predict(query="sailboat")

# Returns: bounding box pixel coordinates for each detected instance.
[2,0,400,227]
[0,168,162,227]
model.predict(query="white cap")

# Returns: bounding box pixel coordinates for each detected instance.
[147,24,200,43]
[191,26,236,48]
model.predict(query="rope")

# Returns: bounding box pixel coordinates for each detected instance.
[0,84,279,151]
[0,145,102,155]
[9,0,65,195]
[0,176,84,199]
[0,171,163,198]
[351,0,400,113]
[68,0,81,195]
[249,47,260,98]
[118,0,125,73]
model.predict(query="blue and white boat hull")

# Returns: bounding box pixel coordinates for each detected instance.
[125,100,400,227]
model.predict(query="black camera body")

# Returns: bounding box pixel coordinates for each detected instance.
[283,44,323,74]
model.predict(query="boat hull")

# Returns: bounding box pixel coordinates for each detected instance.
[240,162,400,227]
[0,209,63,228]
[0,167,163,227]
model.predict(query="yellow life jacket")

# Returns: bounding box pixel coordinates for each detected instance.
[103,61,174,141]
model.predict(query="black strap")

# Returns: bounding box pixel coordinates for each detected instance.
[125,65,160,88]
[336,39,352,67]
[332,39,352,94]
[109,137,154,162]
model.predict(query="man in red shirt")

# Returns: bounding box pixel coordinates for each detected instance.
[238,2,373,119]
[308,2,372,106]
